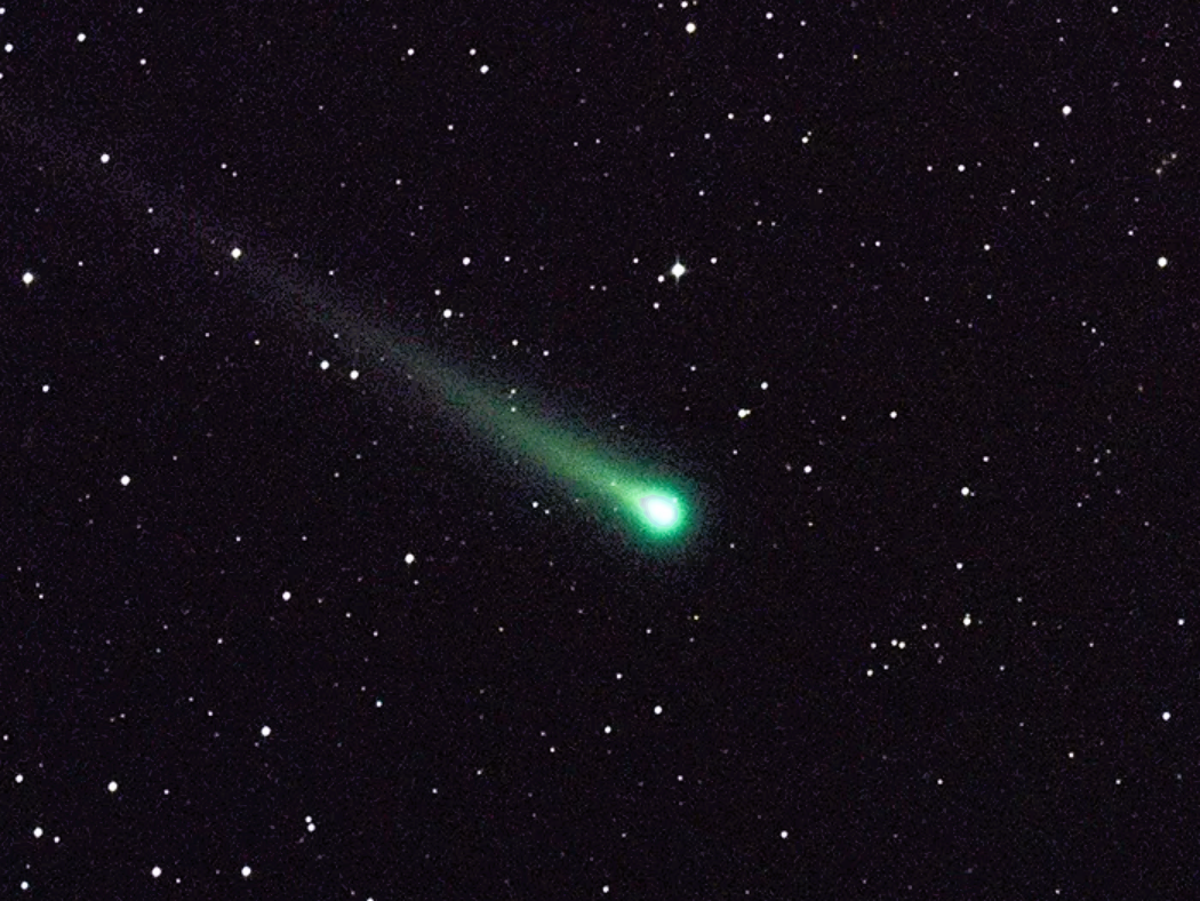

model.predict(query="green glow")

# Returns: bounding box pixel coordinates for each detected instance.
[0,102,703,553]
[638,493,682,531]
[398,345,700,552]
[225,255,701,552]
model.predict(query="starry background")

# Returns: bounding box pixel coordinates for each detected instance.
[2,1,1198,897]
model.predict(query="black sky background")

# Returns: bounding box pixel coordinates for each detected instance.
[3,1,1200,897]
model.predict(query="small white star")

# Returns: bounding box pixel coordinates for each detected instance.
[670,260,687,283]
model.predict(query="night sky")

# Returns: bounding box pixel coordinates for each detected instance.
[3,2,1198,897]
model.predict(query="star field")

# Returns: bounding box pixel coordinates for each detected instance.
[2,3,1198,898]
